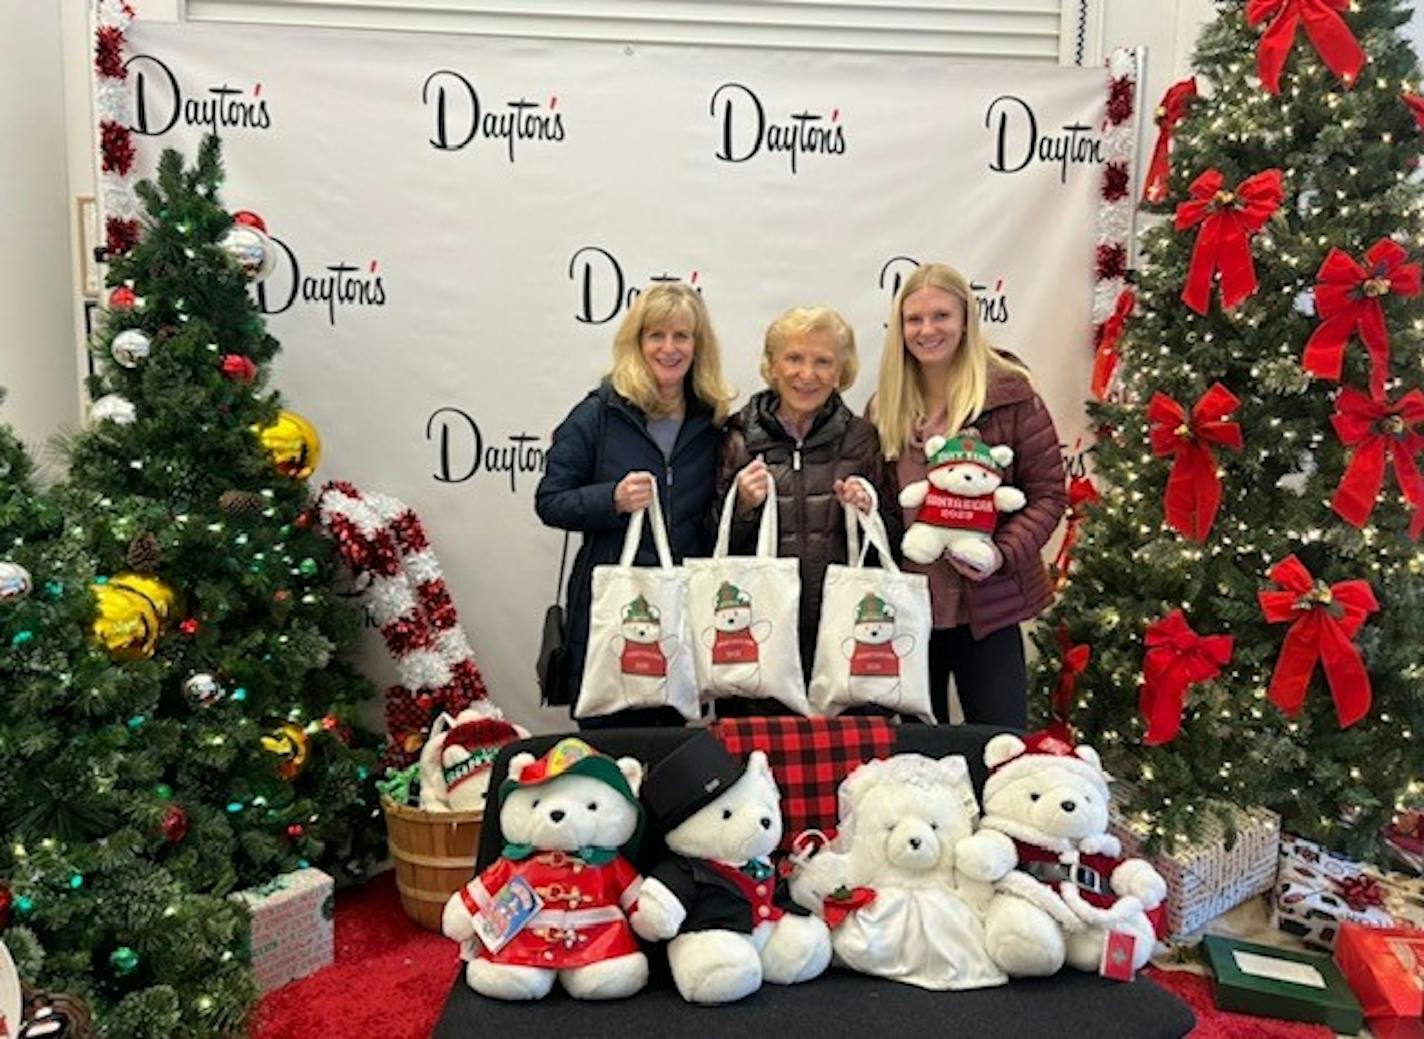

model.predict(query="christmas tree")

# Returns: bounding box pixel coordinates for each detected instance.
[1039,0,1424,858]
[1,137,386,1034]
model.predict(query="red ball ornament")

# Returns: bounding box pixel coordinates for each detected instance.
[0,882,12,929]
[108,286,137,310]
[179,617,200,636]
[274,589,291,603]
[416,693,434,712]
[321,714,339,731]
[286,824,304,839]
[161,805,189,843]
[294,510,313,530]
[220,354,259,384]
[231,210,268,233]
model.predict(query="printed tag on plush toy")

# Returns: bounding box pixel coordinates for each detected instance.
[1099,930,1137,982]
[473,876,543,953]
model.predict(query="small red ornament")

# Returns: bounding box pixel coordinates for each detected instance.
[274,589,291,602]
[231,210,268,233]
[0,882,12,929]
[161,805,189,843]
[417,693,434,711]
[179,617,200,636]
[294,510,313,530]
[108,285,137,310]
[321,714,339,731]
[220,354,259,384]
[286,824,304,839]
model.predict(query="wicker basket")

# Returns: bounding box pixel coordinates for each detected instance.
[381,795,484,931]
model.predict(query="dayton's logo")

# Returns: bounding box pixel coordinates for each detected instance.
[878,256,1010,325]
[124,54,272,136]
[709,82,846,174]
[568,246,703,326]
[426,408,547,492]
[983,95,1102,184]
[422,70,565,162]
[255,238,387,327]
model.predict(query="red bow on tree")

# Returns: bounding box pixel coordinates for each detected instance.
[1405,93,1424,131]
[1330,386,1424,538]
[1052,476,1101,589]
[1257,555,1379,728]
[1142,78,1197,204]
[1147,383,1244,542]
[1140,610,1234,746]
[1301,239,1421,400]
[1246,0,1364,96]
[1051,626,1091,720]
[1175,169,1283,314]
[1092,290,1135,400]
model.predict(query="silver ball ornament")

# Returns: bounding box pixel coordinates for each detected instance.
[111,329,152,369]
[0,562,33,602]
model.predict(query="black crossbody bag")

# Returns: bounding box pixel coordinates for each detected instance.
[536,532,573,706]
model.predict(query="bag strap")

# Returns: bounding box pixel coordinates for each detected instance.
[619,479,675,569]
[555,531,571,604]
[713,469,779,559]
[843,478,900,573]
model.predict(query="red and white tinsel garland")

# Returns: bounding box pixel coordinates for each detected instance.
[1090,48,1140,400]
[93,0,142,257]
[317,481,505,760]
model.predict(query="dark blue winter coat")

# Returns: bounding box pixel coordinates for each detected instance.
[535,380,721,712]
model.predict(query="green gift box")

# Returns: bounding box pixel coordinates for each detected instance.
[1203,934,1364,1035]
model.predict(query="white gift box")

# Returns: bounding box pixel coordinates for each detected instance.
[1111,788,1281,939]
[231,868,335,993]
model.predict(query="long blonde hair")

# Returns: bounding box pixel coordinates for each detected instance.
[872,262,1028,459]
[608,282,735,424]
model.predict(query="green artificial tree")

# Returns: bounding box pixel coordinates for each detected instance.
[1038,0,1424,859]
[0,138,386,1036]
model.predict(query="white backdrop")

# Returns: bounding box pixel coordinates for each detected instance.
[118,21,1108,732]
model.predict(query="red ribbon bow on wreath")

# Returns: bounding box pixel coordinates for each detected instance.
[1329,386,1424,538]
[1052,476,1102,589]
[1302,239,1421,400]
[1148,383,1244,542]
[1051,626,1091,720]
[1257,555,1379,728]
[1246,0,1364,96]
[1405,93,1424,131]
[1175,169,1283,314]
[1092,290,1135,401]
[1139,610,1234,746]
[1142,78,1197,204]
[1332,874,1385,913]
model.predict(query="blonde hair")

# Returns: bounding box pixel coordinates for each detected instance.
[759,305,858,390]
[608,282,735,424]
[872,263,1029,459]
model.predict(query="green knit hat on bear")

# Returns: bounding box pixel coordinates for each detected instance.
[715,581,751,611]
[622,594,659,623]
[854,593,895,624]
[928,434,998,472]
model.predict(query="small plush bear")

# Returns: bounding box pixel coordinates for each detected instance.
[957,730,1167,979]
[788,754,1008,991]
[442,737,650,1001]
[897,433,1026,571]
[631,732,832,1004]
[418,708,525,812]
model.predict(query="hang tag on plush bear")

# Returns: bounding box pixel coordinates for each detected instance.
[471,876,544,953]
[1099,930,1138,982]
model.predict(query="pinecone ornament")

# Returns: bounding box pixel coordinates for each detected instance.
[125,532,162,573]
[219,489,265,517]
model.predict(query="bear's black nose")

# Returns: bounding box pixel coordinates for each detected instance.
[760,817,772,830]
[909,837,922,850]
[1060,800,1076,813]
[550,809,566,822]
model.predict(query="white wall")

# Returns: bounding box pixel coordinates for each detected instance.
[0,1,81,470]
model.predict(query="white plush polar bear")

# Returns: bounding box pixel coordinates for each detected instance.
[441,738,650,1001]
[788,754,1009,991]
[897,433,1026,571]
[418,707,526,812]
[957,731,1167,979]
[632,733,832,1004]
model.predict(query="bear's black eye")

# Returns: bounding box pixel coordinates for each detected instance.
[532,799,541,809]
[930,822,939,830]
[587,802,598,811]
[722,809,733,821]
[1029,793,1041,802]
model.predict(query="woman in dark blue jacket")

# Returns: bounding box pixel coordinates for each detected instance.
[536,282,734,727]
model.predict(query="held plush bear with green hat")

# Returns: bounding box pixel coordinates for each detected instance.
[898,431,1027,571]
[441,737,652,1001]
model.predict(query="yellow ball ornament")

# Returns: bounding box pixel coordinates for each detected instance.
[254,410,321,480]
[91,573,175,659]
[262,722,311,780]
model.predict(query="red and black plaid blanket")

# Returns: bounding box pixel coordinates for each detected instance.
[712,716,895,852]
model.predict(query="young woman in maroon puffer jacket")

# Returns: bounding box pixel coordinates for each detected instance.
[870,263,1068,728]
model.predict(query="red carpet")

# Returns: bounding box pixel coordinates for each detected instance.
[253,871,1334,1038]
